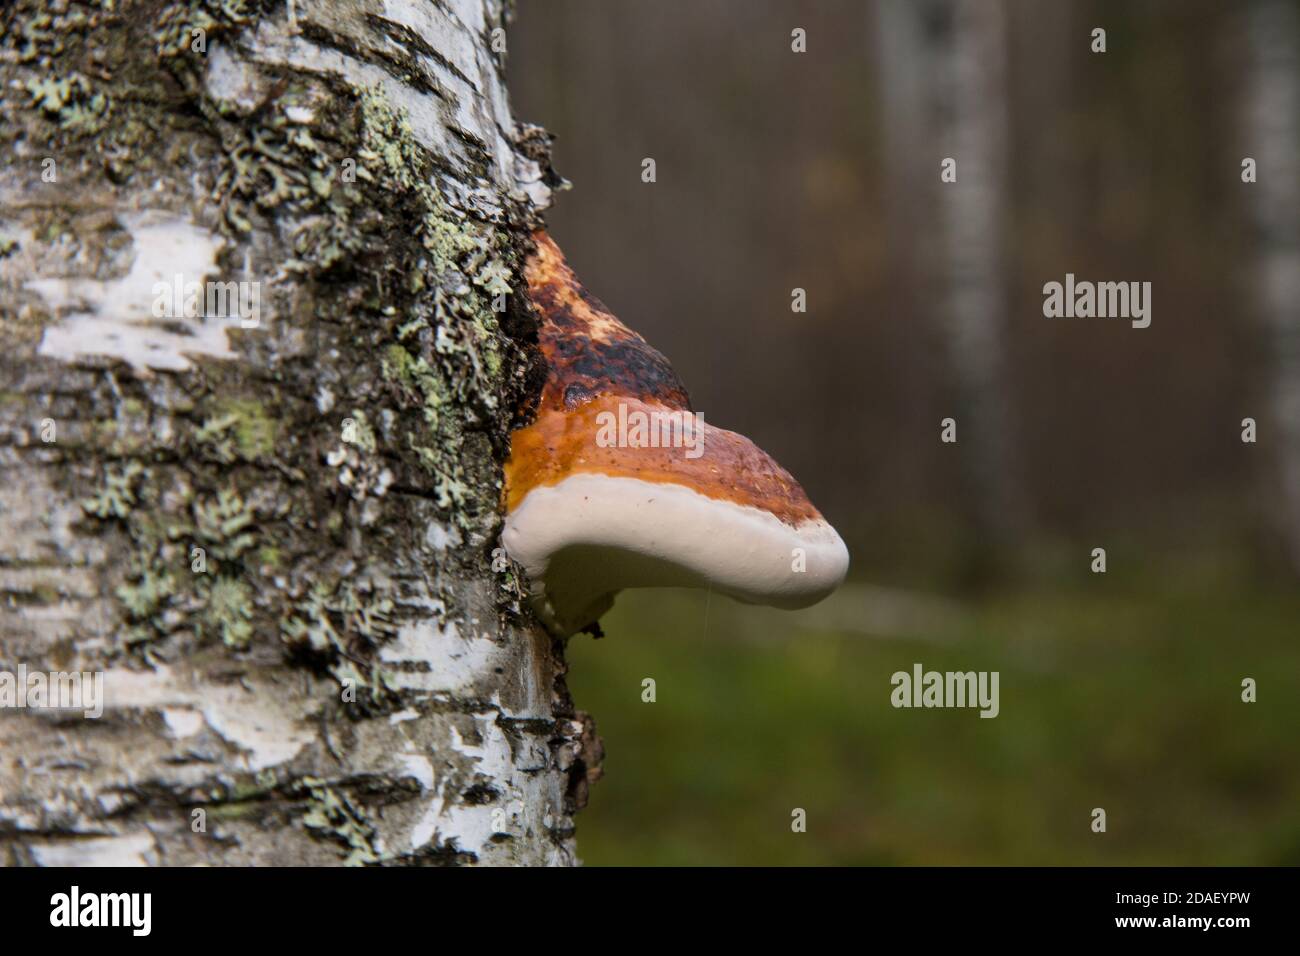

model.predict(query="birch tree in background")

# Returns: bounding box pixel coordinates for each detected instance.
[1244,0,1300,574]
[875,0,1024,568]
[0,0,597,866]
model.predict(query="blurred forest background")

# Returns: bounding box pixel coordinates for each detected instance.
[510,0,1300,865]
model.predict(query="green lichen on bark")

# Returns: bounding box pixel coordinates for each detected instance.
[2,0,540,688]
[196,397,278,462]
[0,0,587,866]
[301,780,382,866]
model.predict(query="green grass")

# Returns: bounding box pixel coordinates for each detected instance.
[565,581,1300,865]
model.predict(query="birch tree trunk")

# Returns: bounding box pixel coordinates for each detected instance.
[0,0,599,866]
[1243,0,1300,574]
[875,0,1024,569]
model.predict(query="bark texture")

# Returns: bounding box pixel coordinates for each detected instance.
[0,0,598,866]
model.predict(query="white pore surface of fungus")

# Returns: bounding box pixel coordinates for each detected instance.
[503,473,850,636]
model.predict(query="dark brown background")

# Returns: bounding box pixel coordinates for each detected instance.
[513,0,1286,586]
[507,1,1300,865]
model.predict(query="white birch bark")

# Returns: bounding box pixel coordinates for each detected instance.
[875,0,1024,556]
[1244,0,1300,572]
[0,0,597,866]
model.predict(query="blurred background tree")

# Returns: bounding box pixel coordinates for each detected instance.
[511,0,1300,865]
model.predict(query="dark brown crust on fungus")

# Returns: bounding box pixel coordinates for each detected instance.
[525,232,693,411]
[506,232,823,526]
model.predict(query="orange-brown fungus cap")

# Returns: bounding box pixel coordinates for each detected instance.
[507,231,821,526]
[502,231,848,636]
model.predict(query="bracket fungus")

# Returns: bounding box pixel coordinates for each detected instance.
[503,232,849,636]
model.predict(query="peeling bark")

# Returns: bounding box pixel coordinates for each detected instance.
[0,0,597,866]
